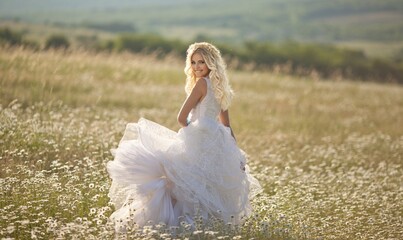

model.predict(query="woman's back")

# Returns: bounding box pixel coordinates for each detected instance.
[189,77,221,123]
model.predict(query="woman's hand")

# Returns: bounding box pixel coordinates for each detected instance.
[219,109,236,141]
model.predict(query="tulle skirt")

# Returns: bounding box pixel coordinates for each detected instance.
[107,118,261,231]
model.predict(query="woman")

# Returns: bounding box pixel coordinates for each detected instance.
[107,42,261,231]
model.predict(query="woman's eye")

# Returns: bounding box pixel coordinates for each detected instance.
[191,61,195,64]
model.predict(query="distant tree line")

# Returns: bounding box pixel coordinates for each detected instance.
[0,27,39,49]
[0,27,69,50]
[236,41,402,82]
[1,27,402,84]
[101,34,186,57]
[81,22,136,33]
[100,34,403,83]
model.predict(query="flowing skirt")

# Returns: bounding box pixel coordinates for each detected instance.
[107,118,261,231]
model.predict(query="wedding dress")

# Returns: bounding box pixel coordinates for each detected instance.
[107,77,261,231]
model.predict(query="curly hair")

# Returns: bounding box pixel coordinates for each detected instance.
[184,42,234,111]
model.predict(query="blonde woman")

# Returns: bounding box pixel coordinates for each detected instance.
[107,42,261,231]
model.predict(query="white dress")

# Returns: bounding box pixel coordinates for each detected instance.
[107,77,261,231]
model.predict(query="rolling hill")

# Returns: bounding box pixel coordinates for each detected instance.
[1,0,402,45]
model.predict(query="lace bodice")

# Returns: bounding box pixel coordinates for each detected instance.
[189,78,221,122]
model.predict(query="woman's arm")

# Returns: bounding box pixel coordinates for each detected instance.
[219,109,236,141]
[177,79,207,127]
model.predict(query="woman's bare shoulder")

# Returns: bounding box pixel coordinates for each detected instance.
[194,78,208,93]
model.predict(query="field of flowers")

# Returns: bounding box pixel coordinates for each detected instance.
[1,47,402,239]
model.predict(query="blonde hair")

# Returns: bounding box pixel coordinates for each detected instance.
[184,42,234,111]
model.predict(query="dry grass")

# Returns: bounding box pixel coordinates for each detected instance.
[1,47,402,239]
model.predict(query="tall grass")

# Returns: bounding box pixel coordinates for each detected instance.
[1,47,402,239]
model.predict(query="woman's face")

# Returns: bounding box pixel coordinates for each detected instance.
[191,53,210,78]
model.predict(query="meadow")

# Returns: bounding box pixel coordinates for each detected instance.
[0,46,402,239]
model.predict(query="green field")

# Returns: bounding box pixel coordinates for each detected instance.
[1,47,402,239]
